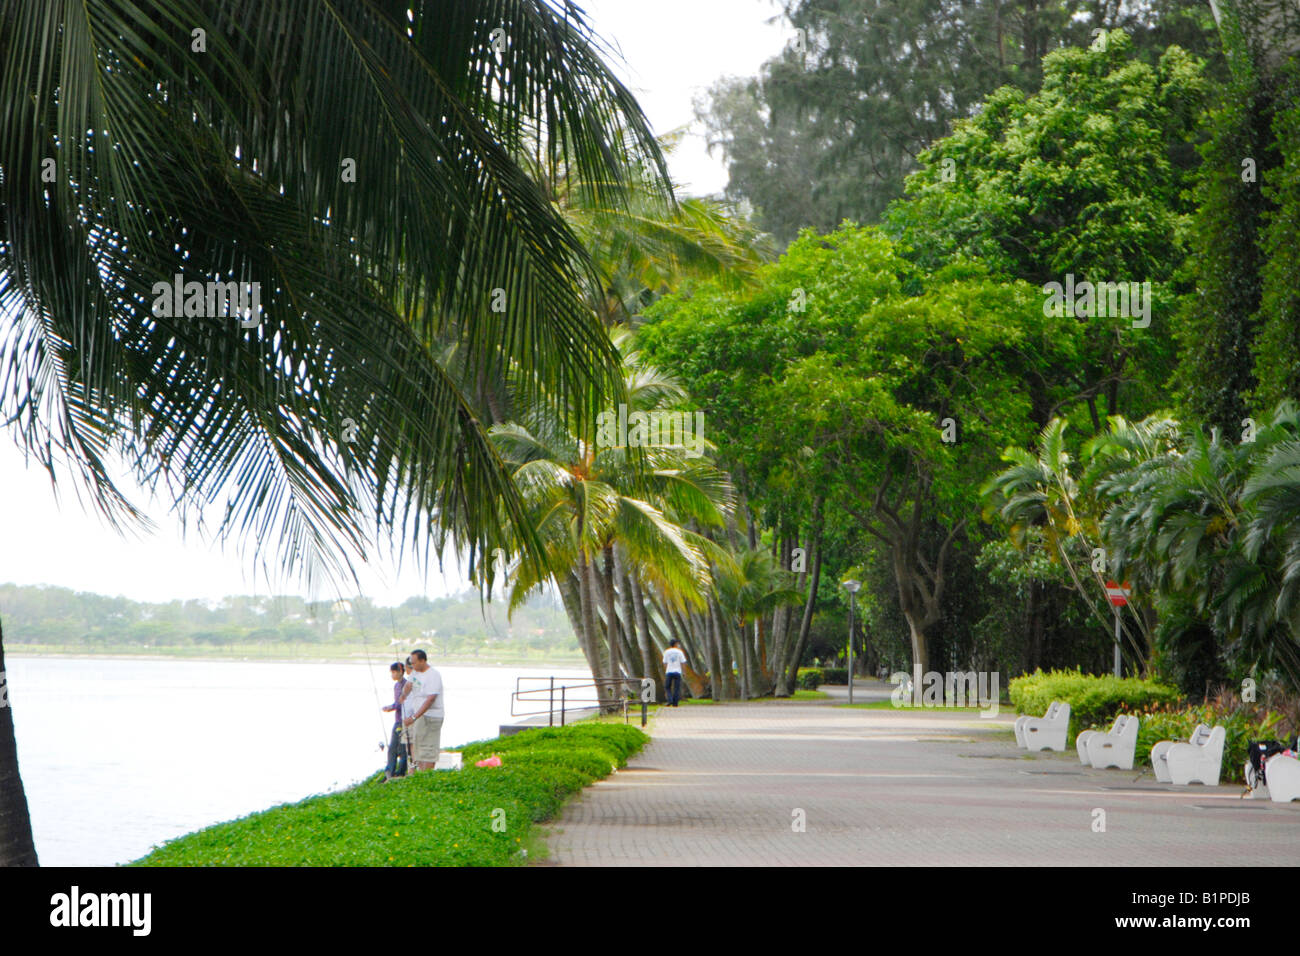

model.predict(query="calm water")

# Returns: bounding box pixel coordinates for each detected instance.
[5,656,591,866]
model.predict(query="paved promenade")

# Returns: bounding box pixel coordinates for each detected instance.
[542,683,1300,866]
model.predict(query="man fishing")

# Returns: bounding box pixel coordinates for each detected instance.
[401,649,444,771]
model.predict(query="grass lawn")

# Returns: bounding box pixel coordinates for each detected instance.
[131,722,646,866]
[791,689,830,700]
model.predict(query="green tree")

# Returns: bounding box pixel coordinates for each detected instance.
[698,1,1220,243]
[642,225,1080,676]
[885,31,1206,431]
[1173,0,1300,431]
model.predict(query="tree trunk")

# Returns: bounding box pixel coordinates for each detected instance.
[777,500,823,695]
[677,604,717,699]
[1027,578,1044,672]
[560,571,600,677]
[770,531,791,680]
[755,617,772,693]
[578,554,613,707]
[0,618,39,866]
[625,569,660,693]
[601,545,621,686]
[735,616,751,699]
[708,600,735,699]
[905,615,931,680]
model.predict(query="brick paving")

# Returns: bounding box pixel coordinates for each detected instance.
[542,684,1300,866]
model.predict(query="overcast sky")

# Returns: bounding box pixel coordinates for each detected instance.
[0,1,790,606]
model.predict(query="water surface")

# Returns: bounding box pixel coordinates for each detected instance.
[6,656,591,866]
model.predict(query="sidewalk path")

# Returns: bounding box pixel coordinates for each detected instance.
[542,690,1300,866]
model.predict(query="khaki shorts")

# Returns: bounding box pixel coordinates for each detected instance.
[410,715,443,764]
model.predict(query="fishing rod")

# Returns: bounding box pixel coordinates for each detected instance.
[348,596,391,754]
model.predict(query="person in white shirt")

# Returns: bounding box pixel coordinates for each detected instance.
[400,649,445,770]
[662,639,687,707]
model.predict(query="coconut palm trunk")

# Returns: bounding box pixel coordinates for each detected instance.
[601,546,621,682]
[0,619,38,866]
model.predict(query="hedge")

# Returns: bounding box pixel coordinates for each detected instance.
[796,667,824,690]
[1009,669,1181,739]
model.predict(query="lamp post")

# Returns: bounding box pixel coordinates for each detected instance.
[843,580,861,704]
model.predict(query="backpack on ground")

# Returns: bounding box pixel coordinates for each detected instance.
[1245,735,1299,792]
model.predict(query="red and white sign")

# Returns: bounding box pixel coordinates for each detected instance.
[1105,580,1131,606]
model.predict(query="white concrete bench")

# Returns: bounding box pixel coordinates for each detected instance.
[1166,725,1225,785]
[1014,701,1070,751]
[1264,753,1300,803]
[1077,715,1139,770]
[1151,723,1212,783]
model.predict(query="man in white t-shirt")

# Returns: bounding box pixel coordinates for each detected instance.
[401,649,445,770]
[662,639,687,707]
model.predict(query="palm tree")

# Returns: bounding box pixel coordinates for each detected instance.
[714,546,804,698]
[489,331,734,702]
[983,416,1163,671]
[519,128,773,329]
[1220,404,1300,683]
[1091,404,1300,688]
[0,0,667,865]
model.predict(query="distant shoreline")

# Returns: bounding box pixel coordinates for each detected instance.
[4,647,590,669]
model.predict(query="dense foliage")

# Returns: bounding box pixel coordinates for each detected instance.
[698,0,1222,244]
[1009,669,1181,739]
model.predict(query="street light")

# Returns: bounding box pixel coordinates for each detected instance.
[842,580,861,704]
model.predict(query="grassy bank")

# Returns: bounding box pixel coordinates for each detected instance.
[131,722,647,866]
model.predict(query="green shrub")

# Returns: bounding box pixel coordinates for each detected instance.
[797,667,824,690]
[1134,702,1285,785]
[1009,669,1182,739]
[821,668,848,685]
[458,722,645,766]
[132,722,648,866]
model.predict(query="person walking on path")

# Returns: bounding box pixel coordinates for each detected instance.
[662,639,687,707]
[381,662,408,780]
[402,649,444,771]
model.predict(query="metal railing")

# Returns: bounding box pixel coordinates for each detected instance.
[511,676,653,728]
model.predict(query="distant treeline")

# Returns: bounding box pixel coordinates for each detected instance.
[0,584,580,657]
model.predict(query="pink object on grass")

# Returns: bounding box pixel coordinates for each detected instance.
[475,754,502,768]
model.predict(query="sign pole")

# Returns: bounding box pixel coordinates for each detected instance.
[1113,610,1121,678]
[848,590,855,705]
[1104,580,1130,677]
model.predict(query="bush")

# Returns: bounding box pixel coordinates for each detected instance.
[821,668,849,685]
[1009,669,1182,739]
[1135,700,1287,785]
[797,667,824,690]
[132,721,648,866]
[458,723,646,766]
